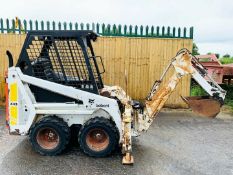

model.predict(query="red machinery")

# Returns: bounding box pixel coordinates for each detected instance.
[196,54,233,84]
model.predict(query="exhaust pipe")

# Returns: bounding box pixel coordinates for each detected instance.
[6,50,14,67]
[5,50,13,128]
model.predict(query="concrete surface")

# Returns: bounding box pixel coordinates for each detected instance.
[0,107,233,175]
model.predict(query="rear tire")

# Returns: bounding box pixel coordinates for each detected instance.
[29,116,70,156]
[79,117,119,157]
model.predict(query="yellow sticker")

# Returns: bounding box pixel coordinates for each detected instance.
[9,83,18,126]
[10,106,18,126]
[10,83,18,102]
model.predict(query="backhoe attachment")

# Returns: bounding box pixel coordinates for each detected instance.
[181,50,226,118]
[145,48,226,126]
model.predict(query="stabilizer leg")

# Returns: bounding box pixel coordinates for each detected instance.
[122,103,134,165]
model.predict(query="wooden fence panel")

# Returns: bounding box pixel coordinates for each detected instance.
[0,34,192,107]
[92,37,193,107]
[0,34,26,102]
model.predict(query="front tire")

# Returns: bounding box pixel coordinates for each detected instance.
[29,116,70,156]
[79,117,119,157]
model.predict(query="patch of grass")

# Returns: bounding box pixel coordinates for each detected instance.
[225,100,233,109]
[190,85,207,96]
[191,84,233,110]
[220,84,233,109]
[220,57,233,64]
[199,58,210,62]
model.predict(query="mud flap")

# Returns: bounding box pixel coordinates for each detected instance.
[181,96,221,118]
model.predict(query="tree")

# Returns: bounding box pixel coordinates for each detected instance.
[192,42,199,55]
[215,53,220,58]
[223,54,230,58]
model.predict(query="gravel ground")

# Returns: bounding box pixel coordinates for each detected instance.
[0,107,233,175]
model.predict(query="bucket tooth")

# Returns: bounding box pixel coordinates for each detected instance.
[181,96,221,118]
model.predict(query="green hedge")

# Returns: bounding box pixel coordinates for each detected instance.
[220,57,233,64]
[191,84,233,108]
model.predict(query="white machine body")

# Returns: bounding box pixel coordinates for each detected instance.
[7,67,123,141]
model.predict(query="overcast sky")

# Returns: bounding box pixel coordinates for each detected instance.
[1,0,233,56]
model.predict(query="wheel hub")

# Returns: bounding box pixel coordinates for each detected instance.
[95,133,103,140]
[86,128,110,152]
[36,128,59,150]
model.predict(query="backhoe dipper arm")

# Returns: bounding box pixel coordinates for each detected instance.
[141,49,226,131]
[145,49,193,119]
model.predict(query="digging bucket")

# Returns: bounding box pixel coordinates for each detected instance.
[181,96,221,118]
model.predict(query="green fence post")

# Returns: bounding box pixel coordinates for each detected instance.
[80,23,84,30]
[190,27,193,39]
[35,20,39,30]
[156,26,159,36]
[102,23,105,35]
[18,19,22,34]
[69,22,73,30]
[63,22,67,30]
[129,25,132,36]
[124,25,127,35]
[161,26,165,37]
[140,25,143,36]
[12,19,15,33]
[151,26,154,36]
[107,24,111,35]
[92,23,95,31]
[52,21,56,30]
[47,21,50,30]
[118,24,122,35]
[178,27,181,38]
[6,19,10,33]
[86,23,90,30]
[172,27,176,37]
[41,21,44,30]
[0,18,3,33]
[58,22,61,30]
[167,26,170,36]
[29,20,33,31]
[113,24,116,35]
[135,25,138,36]
[183,27,186,38]
[75,23,78,30]
[23,20,27,32]
[146,25,149,36]
[96,23,99,33]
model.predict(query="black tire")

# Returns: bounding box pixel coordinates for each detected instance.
[29,116,70,156]
[78,117,119,157]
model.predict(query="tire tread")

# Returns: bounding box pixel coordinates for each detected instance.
[78,117,119,157]
[29,116,70,156]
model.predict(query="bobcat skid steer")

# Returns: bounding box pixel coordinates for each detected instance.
[5,31,226,164]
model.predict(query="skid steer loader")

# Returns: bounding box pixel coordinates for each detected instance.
[5,31,226,164]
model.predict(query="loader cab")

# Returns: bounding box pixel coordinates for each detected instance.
[16,31,105,102]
